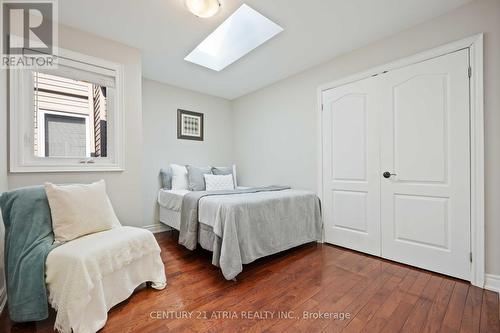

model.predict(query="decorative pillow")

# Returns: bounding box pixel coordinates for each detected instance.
[212,165,237,187]
[160,168,172,189]
[187,165,212,191]
[204,174,235,191]
[44,180,121,243]
[170,164,189,190]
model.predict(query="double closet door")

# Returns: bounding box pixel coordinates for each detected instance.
[322,49,471,280]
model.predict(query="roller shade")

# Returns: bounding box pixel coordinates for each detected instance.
[38,57,116,88]
[23,47,117,88]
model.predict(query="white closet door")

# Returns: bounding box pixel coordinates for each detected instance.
[380,49,470,280]
[322,77,381,256]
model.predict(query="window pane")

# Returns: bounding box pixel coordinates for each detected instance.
[45,114,86,157]
[33,72,108,158]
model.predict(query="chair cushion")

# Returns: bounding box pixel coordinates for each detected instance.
[46,226,160,267]
[45,180,121,243]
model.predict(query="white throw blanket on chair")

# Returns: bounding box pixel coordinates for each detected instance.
[45,226,166,333]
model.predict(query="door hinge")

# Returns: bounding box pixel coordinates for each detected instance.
[321,104,324,111]
[468,66,472,78]
[470,252,473,263]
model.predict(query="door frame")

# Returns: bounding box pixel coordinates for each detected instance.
[317,34,484,287]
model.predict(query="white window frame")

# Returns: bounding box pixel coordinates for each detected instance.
[9,48,125,172]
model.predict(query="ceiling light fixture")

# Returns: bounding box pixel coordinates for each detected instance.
[185,0,221,18]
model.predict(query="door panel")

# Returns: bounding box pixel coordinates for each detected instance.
[332,190,368,233]
[322,78,381,256]
[331,94,367,181]
[393,194,449,249]
[380,49,470,280]
[393,74,447,183]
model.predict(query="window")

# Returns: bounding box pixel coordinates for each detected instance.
[10,49,124,172]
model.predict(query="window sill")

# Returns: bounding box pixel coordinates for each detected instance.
[9,165,125,173]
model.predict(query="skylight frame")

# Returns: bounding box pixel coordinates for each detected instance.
[185,4,284,71]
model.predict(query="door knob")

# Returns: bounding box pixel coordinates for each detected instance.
[383,171,396,178]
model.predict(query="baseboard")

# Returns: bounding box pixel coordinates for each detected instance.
[484,274,500,301]
[143,223,172,234]
[0,286,6,315]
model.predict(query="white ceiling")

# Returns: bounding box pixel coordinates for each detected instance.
[59,0,473,100]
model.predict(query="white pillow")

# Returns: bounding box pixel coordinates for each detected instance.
[212,165,238,187]
[204,174,235,191]
[170,164,189,190]
[45,180,121,243]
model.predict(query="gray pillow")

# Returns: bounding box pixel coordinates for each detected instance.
[212,166,237,187]
[160,168,172,190]
[212,166,233,176]
[187,166,212,191]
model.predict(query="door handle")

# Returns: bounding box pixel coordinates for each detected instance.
[383,171,397,179]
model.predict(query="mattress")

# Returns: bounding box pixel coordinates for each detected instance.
[157,189,189,211]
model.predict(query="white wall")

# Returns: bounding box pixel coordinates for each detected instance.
[142,79,234,226]
[7,25,145,227]
[232,0,500,276]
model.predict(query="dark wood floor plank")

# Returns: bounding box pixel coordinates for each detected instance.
[421,278,456,333]
[480,290,500,333]
[441,281,470,332]
[268,257,377,333]
[460,286,484,333]
[210,256,326,332]
[400,274,444,332]
[323,265,406,332]
[379,272,432,333]
[0,231,497,333]
[340,268,417,332]
[270,254,404,332]
[360,271,432,333]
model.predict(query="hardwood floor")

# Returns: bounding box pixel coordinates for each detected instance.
[1,231,499,332]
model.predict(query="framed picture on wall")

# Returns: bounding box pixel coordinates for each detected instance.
[177,109,204,141]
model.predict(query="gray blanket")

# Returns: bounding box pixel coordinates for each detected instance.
[0,186,58,322]
[179,186,323,280]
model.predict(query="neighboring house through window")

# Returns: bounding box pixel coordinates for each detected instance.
[33,72,108,158]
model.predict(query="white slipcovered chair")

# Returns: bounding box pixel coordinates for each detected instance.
[45,226,166,333]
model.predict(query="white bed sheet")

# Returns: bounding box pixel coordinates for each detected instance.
[157,189,189,211]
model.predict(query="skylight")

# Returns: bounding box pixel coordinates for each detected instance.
[185,4,284,71]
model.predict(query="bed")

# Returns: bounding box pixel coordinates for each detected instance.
[158,187,323,279]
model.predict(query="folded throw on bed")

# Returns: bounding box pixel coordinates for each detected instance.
[179,186,291,251]
[0,186,58,322]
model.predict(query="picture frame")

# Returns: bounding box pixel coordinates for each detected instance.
[177,109,204,141]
